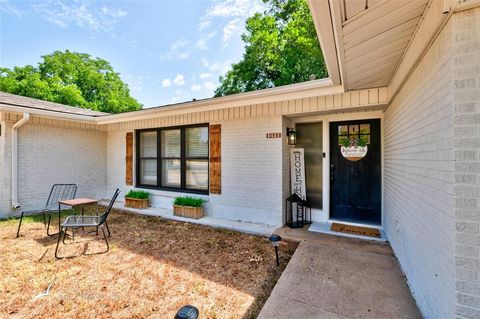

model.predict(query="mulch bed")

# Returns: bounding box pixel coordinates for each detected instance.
[0,211,296,318]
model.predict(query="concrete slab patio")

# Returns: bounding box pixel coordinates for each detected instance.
[258,227,422,319]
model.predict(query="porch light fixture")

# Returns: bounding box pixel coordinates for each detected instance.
[269,234,282,266]
[286,127,296,145]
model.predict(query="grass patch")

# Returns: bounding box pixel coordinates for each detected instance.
[173,196,205,207]
[0,210,296,318]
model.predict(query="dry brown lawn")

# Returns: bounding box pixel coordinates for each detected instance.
[0,211,296,319]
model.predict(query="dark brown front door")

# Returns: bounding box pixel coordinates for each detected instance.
[329,119,381,225]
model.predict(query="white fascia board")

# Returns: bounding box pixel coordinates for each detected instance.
[307,0,343,85]
[95,79,343,125]
[0,104,98,123]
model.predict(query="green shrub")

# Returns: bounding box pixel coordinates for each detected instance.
[125,189,150,200]
[173,196,205,207]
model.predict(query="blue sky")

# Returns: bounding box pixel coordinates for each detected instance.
[0,0,266,108]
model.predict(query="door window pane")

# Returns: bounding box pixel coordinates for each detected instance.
[186,127,209,157]
[140,131,157,157]
[338,125,348,135]
[186,160,208,190]
[349,125,359,135]
[140,159,157,185]
[161,130,181,157]
[360,124,370,134]
[161,159,181,187]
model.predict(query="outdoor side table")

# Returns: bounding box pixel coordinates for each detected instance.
[58,198,100,238]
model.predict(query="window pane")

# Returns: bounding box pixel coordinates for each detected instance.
[339,136,349,146]
[140,131,157,157]
[186,127,209,157]
[140,159,157,185]
[161,130,180,157]
[349,125,359,135]
[161,159,181,187]
[338,125,348,135]
[186,160,208,190]
[360,124,370,134]
[359,135,370,145]
[296,122,323,209]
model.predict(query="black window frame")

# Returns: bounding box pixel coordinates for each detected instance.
[136,123,209,195]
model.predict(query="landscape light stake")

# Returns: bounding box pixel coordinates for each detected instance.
[175,305,199,319]
[269,234,282,266]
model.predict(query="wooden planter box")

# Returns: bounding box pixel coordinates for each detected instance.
[125,197,149,209]
[173,205,204,219]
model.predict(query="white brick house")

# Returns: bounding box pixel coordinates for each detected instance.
[0,1,479,318]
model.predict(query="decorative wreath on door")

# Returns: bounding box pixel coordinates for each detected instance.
[340,137,368,161]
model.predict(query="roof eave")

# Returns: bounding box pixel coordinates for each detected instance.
[95,78,342,125]
[307,0,343,86]
[0,103,99,123]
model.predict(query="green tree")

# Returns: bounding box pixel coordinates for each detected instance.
[214,0,327,97]
[0,50,142,113]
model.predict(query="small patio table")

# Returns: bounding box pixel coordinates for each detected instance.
[57,198,99,238]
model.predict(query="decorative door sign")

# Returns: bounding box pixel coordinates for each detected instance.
[290,148,306,199]
[338,123,370,161]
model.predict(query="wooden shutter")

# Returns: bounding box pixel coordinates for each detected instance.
[125,132,133,185]
[209,124,221,194]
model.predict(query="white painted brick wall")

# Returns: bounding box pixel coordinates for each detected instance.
[107,116,285,226]
[384,16,456,318]
[453,8,480,318]
[0,119,107,217]
[208,116,284,225]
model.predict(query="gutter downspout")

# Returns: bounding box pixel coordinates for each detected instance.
[11,113,30,209]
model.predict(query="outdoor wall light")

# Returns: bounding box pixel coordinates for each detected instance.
[175,305,199,319]
[286,127,296,145]
[269,234,282,266]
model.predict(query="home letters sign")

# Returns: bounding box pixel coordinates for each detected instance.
[290,148,306,199]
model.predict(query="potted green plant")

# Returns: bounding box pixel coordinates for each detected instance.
[173,196,205,219]
[124,189,150,209]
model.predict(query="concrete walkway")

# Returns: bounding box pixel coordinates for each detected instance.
[258,227,422,319]
[100,200,277,237]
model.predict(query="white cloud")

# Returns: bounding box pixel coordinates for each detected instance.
[162,79,172,87]
[203,81,216,90]
[205,0,265,18]
[191,84,202,92]
[199,0,265,48]
[195,31,217,50]
[198,19,211,31]
[161,40,191,60]
[32,0,128,32]
[0,2,24,18]
[223,18,242,44]
[199,73,213,80]
[124,74,147,93]
[208,60,232,74]
[176,52,190,60]
[170,40,188,51]
[173,74,185,86]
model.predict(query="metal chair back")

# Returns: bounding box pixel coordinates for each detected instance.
[45,184,77,210]
[99,188,121,225]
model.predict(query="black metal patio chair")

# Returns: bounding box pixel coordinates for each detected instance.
[16,184,77,237]
[55,188,120,259]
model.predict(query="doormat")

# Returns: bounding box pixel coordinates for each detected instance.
[331,223,381,238]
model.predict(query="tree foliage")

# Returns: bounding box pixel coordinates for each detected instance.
[214,0,327,97]
[0,50,142,113]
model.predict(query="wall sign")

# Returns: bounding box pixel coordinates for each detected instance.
[266,132,282,139]
[290,148,306,199]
